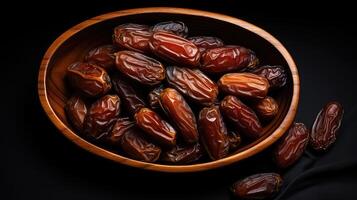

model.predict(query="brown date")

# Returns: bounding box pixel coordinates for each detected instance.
[113,23,152,53]
[66,62,111,97]
[149,31,200,67]
[220,96,263,139]
[151,21,188,37]
[105,117,135,146]
[161,143,203,164]
[159,88,199,143]
[115,50,165,85]
[65,95,87,131]
[84,45,117,71]
[148,85,164,110]
[252,65,287,89]
[231,173,283,200]
[310,101,344,151]
[218,73,270,99]
[200,46,259,73]
[83,95,121,139]
[274,123,310,168]
[198,106,229,160]
[166,66,218,105]
[112,74,146,116]
[188,36,224,53]
[252,96,279,120]
[228,131,242,152]
[135,108,177,146]
[121,127,161,163]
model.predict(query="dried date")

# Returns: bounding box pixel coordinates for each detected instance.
[252,96,279,120]
[149,31,200,67]
[231,173,283,199]
[115,50,165,85]
[199,106,229,160]
[152,21,188,37]
[310,101,344,151]
[65,95,87,131]
[188,36,224,53]
[135,108,177,146]
[252,65,287,89]
[220,96,263,139]
[274,123,310,168]
[166,66,218,105]
[84,44,117,71]
[66,62,111,97]
[159,88,199,143]
[148,85,164,110]
[105,117,134,146]
[228,131,241,152]
[200,46,259,73]
[161,143,203,164]
[113,23,152,53]
[218,73,270,99]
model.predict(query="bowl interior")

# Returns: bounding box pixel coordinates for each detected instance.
[42,10,295,172]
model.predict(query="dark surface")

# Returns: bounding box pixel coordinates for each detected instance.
[4,0,357,199]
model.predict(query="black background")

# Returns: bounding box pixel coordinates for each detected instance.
[3,0,357,199]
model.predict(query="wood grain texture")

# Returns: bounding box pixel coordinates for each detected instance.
[38,7,300,173]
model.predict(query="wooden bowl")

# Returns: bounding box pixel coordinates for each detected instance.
[38,7,299,173]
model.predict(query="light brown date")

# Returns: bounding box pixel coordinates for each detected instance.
[115,50,165,85]
[66,62,111,97]
[274,123,310,168]
[199,106,229,160]
[149,31,200,67]
[161,143,203,164]
[159,88,199,143]
[84,44,117,71]
[218,73,270,99]
[151,21,188,37]
[135,108,177,146]
[231,173,283,199]
[166,66,218,105]
[252,96,279,120]
[220,96,263,139]
[310,101,344,151]
[252,65,287,89]
[113,23,152,53]
[148,85,164,110]
[200,46,259,73]
[65,95,87,131]
[105,117,135,146]
[83,95,121,139]
[188,36,224,53]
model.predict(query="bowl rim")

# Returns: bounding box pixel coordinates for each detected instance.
[38,7,300,173]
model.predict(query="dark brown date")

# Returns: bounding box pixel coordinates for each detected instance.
[274,123,310,168]
[310,101,344,151]
[149,31,200,67]
[121,127,161,163]
[188,36,224,53]
[148,85,164,110]
[115,50,165,85]
[231,173,283,199]
[135,108,177,146]
[65,95,87,131]
[67,62,111,97]
[166,66,218,105]
[200,46,259,73]
[84,45,117,71]
[151,21,188,37]
[228,131,241,152]
[161,143,203,164]
[105,117,135,146]
[113,23,152,53]
[220,96,263,139]
[159,88,199,143]
[198,106,229,160]
[83,95,121,139]
[218,73,270,99]
[252,96,279,120]
[252,65,287,89]
[112,74,146,116]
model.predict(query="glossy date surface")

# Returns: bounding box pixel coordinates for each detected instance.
[85,44,117,71]
[188,36,224,53]
[228,131,242,152]
[161,143,203,164]
[166,66,218,105]
[149,31,200,67]
[113,23,152,53]
[253,96,279,120]
[148,85,164,110]
[220,96,263,139]
[115,50,165,85]
[152,21,188,37]
[252,65,287,89]
[310,101,344,151]
[67,62,112,97]
[218,73,269,99]
[65,95,87,131]
[105,117,135,146]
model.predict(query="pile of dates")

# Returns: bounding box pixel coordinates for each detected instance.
[64,21,344,199]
